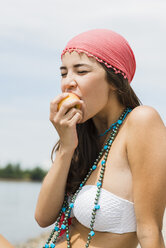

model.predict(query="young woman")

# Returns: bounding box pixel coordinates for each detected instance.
[35,29,166,248]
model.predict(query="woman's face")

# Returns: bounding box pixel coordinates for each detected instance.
[60,51,112,122]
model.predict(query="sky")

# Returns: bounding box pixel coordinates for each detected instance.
[0,0,166,169]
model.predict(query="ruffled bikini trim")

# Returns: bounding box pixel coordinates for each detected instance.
[61,48,127,79]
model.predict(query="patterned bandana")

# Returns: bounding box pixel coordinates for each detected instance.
[61,29,136,83]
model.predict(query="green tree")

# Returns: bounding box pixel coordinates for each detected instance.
[0,164,47,181]
[30,167,46,181]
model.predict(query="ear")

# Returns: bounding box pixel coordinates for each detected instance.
[107,85,117,100]
[108,83,117,92]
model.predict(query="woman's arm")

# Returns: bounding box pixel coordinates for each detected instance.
[35,93,83,227]
[127,106,166,248]
[0,235,14,248]
[35,146,74,227]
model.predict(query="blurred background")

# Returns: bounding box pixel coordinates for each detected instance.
[0,0,165,246]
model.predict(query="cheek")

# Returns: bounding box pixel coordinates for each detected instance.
[60,80,65,92]
[85,76,109,101]
[83,73,106,90]
[81,80,109,116]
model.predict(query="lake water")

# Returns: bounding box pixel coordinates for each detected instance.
[0,180,166,246]
[0,180,53,245]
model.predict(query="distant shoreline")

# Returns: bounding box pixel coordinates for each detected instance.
[0,164,47,181]
[0,178,31,182]
[0,178,41,182]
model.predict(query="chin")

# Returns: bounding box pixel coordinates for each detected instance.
[79,115,92,124]
[77,119,85,124]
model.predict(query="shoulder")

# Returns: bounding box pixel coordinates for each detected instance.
[127,105,164,127]
[125,107,166,236]
[126,105,166,167]
[126,105,165,136]
[126,105,166,169]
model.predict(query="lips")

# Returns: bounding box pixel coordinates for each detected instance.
[67,91,81,99]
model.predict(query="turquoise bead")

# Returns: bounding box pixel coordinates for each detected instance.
[104,145,108,150]
[101,160,105,165]
[69,203,74,208]
[62,207,66,212]
[51,243,55,248]
[45,244,49,248]
[80,183,83,187]
[118,119,122,124]
[92,165,97,170]
[97,182,102,187]
[66,234,69,239]
[54,226,59,231]
[94,204,100,210]
[90,230,95,236]
[61,224,66,230]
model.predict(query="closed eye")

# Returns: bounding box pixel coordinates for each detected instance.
[61,73,67,77]
[78,71,88,73]
[61,71,89,77]
[78,71,89,74]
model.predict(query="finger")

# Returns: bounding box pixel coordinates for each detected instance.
[65,108,82,121]
[68,112,83,125]
[59,99,83,116]
[50,93,69,113]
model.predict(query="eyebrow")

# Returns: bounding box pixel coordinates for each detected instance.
[60,63,91,70]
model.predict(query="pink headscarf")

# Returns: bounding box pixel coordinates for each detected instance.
[61,29,136,83]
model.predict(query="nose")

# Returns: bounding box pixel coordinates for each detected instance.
[62,78,77,92]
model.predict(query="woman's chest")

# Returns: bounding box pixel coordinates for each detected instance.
[85,134,133,202]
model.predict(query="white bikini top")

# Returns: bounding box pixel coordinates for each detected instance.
[70,185,136,234]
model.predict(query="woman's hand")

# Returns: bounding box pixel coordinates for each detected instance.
[50,93,83,151]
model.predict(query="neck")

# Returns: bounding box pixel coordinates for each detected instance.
[93,106,125,133]
[92,99,125,145]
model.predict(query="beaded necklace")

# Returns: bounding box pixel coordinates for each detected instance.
[44,107,132,248]
[99,109,132,137]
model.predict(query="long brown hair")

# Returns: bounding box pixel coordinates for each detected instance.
[51,64,142,194]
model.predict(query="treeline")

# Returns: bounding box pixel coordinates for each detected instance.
[0,163,47,181]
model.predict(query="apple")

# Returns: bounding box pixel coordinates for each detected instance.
[58,93,81,110]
